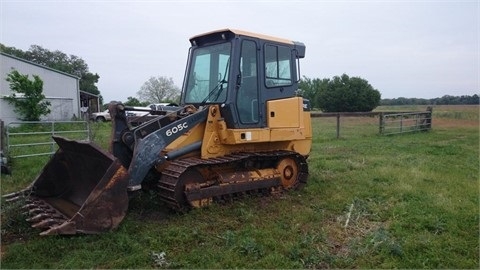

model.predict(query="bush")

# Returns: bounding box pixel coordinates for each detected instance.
[317,74,381,112]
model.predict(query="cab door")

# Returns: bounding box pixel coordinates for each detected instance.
[235,39,260,127]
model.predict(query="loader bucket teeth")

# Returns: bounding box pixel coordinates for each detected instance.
[3,188,33,202]
[3,136,130,235]
[32,218,57,229]
[27,213,62,223]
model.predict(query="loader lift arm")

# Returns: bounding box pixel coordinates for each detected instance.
[107,102,209,191]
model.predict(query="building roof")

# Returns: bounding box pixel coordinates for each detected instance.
[0,52,80,80]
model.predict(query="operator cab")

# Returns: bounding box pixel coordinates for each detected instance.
[181,29,305,129]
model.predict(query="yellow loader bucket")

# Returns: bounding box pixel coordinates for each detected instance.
[3,136,130,235]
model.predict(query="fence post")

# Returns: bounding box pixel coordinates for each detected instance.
[379,112,384,134]
[336,113,340,139]
[426,106,433,130]
[86,120,92,142]
[0,120,4,152]
[51,121,56,154]
[400,114,404,133]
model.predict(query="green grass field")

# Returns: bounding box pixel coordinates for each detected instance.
[1,105,478,268]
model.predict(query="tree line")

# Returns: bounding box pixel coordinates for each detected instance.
[381,95,479,106]
[300,75,478,111]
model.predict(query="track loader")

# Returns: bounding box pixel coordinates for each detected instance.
[4,29,312,235]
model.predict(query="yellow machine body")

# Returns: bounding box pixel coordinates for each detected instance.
[5,29,312,235]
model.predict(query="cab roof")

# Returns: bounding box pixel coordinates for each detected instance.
[190,28,294,45]
[189,29,305,58]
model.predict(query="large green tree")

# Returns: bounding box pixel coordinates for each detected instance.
[0,44,100,95]
[4,70,51,121]
[310,74,380,112]
[299,76,329,109]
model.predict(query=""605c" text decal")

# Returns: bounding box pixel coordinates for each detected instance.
[166,122,188,136]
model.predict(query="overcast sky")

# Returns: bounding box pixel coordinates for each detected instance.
[1,0,478,102]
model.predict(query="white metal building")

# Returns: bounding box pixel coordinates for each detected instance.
[0,52,80,125]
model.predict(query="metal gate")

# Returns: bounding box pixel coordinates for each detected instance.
[379,108,432,135]
[6,121,90,159]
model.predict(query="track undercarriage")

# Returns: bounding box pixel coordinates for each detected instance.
[157,151,308,211]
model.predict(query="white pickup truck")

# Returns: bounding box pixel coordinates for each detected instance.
[90,109,111,122]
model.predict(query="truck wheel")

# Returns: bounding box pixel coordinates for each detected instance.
[96,117,106,122]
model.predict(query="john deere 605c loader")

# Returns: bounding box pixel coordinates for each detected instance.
[4,29,312,235]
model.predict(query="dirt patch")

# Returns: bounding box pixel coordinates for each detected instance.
[323,215,384,258]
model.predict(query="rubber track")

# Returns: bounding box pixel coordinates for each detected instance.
[157,150,308,211]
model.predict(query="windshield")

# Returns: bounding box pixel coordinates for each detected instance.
[184,42,231,104]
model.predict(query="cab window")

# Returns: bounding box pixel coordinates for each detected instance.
[265,45,292,87]
[185,42,231,103]
[237,40,258,124]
